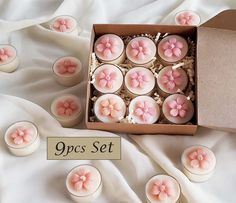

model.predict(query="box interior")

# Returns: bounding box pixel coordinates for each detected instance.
[86,24,198,135]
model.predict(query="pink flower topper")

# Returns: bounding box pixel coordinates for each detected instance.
[56,99,79,116]
[130,40,151,60]
[168,97,188,118]
[162,38,183,58]
[10,127,33,145]
[100,99,121,118]
[130,71,150,88]
[177,12,198,25]
[57,59,77,75]
[53,18,75,32]
[0,47,13,62]
[96,36,120,58]
[134,101,156,122]
[71,168,94,191]
[188,148,212,169]
[97,68,117,89]
[151,179,174,201]
[162,70,182,90]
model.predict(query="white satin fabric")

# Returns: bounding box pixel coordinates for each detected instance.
[1,0,236,202]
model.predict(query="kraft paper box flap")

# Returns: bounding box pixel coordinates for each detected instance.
[201,10,236,31]
[197,13,236,131]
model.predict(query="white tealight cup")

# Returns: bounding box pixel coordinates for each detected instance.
[4,121,40,156]
[181,145,216,182]
[66,164,102,203]
[145,174,181,203]
[0,44,20,73]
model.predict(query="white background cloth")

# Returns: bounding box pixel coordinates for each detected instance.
[0,0,236,203]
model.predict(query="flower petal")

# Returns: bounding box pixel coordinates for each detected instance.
[164,49,173,57]
[101,107,110,116]
[103,48,112,58]
[98,79,107,88]
[111,46,119,54]
[167,81,175,90]
[130,49,139,57]
[100,100,109,107]
[23,134,32,142]
[173,48,182,57]
[137,52,145,60]
[134,108,143,116]
[96,43,105,52]
[71,174,80,183]
[162,42,170,50]
[74,181,83,191]
[131,79,139,88]
[131,41,139,49]
[158,191,168,201]
[179,109,186,118]
[151,185,160,195]
[130,72,138,79]
[168,100,177,109]
[14,136,24,145]
[170,109,179,117]
[110,110,119,118]
[107,80,113,88]
[190,159,200,168]
[200,160,210,169]
[188,151,198,160]
[176,96,185,105]
[169,38,177,44]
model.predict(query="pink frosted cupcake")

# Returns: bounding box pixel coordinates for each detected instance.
[94,34,125,64]
[51,94,82,127]
[126,36,156,67]
[94,94,126,123]
[162,94,194,124]
[124,67,155,97]
[145,174,181,203]
[66,164,102,203]
[175,10,201,26]
[157,66,188,95]
[0,44,19,72]
[50,15,78,35]
[93,64,123,94]
[157,35,188,63]
[4,121,40,156]
[52,56,82,86]
[128,96,160,124]
[181,145,216,182]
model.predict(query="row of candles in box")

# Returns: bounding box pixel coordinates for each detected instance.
[3,121,216,203]
[91,64,194,124]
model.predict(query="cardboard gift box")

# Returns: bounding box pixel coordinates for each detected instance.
[85,9,236,135]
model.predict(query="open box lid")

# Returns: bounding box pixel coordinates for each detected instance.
[197,10,236,132]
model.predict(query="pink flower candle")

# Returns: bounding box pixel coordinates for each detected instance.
[52,56,82,87]
[4,121,40,156]
[162,94,194,124]
[175,11,201,26]
[181,145,216,182]
[128,96,160,124]
[0,44,19,73]
[124,67,155,97]
[93,64,123,94]
[51,94,82,127]
[66,164,102,203]
[146,174,181,203]
[94,34,125,64]
[94,94,126,123]
[157,66,188,95]
[126,36,156,67]
[50,15,78,35]
[157,35,188,63]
